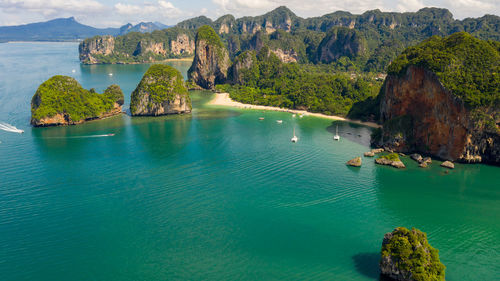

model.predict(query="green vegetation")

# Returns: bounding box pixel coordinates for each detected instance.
[216,48,382,116]
[381,227,445,281]
[379,153,401,162]
[131,64,189,114]
[388,32,499,108]
[31,76,123,122]
[196,25,224,49]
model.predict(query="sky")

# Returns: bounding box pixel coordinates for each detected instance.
[0,0,498,27]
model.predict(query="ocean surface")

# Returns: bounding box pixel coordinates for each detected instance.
[0,42,498,281]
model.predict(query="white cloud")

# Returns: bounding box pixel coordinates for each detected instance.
[396,0,425,12]
[0,0,105,16]
[114,1,181,18]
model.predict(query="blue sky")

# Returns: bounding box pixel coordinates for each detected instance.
[0,0,498,27]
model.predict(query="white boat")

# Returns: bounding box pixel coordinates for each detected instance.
[333,125,340,141]
[259,117,264,120]
[291,128,298,143]
[292,114,296,117]
[108,73,113,76]
[276,120,283,124]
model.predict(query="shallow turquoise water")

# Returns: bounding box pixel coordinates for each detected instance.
[0,42,499,280]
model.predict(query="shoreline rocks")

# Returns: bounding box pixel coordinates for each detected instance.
[375,153,406,169]
[346,157,362,167]
[440,161,455,169]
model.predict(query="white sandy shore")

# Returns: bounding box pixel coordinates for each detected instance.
[208,93,381,128]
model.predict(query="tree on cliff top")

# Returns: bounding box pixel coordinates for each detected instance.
[388,32,499,108]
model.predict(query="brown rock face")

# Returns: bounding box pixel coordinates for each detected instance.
[271,48,298,63]
[79,35,115,64]
[187,30,231,89]
[170,34,194,55]
[134,40,166,56]
[317,27,366,63]
[378,66,499,164]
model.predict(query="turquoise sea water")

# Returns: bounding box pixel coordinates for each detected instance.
[0,42,498,281]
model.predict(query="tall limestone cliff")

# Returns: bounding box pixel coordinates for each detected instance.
[374,33,499,164]
[316,27,367,63]
[79,35,115,64]
[79,28,195,64]
[187,25,231,89]
[228,50,259,84]
[31,76,124,126]
[130,64,191,116]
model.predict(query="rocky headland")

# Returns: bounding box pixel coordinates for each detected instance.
[373,32,499,165]
[130,64,191,116]
[31,76,124,127]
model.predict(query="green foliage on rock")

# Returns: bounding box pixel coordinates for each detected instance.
[196,25,224,49]
[379,153,400,162]
[31,75,122,123]
[388,32,499,108]
[381,227,446,281]
[130,64,189,115]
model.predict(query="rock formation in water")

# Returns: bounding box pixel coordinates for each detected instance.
[130,64,191,116]
[346,157,362,167]
[373,33,500,165]
[187,25,231,89]
[31,76,124,126]
[380,227,445,281]
[375,153,406,168]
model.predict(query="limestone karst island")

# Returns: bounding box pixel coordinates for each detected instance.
[0,2,498,281]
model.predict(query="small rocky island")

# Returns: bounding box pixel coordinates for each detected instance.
[187,25,231,89]
[380,227,446,281]
[130,64,192,116]
[30,76,124,126]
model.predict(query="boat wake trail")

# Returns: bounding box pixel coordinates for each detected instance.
[45,133,115,139]
[0,122,24,134]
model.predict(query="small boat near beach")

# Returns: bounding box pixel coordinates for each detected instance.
[292,114,296,117]
[291,128,298,143]
[259,117,264,120]
[276,120,283,124]
[333,125,340,141]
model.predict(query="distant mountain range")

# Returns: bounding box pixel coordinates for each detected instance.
[0,17,171,42]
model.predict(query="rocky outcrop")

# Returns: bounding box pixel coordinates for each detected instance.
[317,27,367,63]
[271,48,298,63]
[228,51,258,84]
[380,227,445,281]
[31,76,124,126]
[188,25,231,89]
[375,65,500,165]
[170,34,195,55]
[346,157,362,167]
[79,35,115,64]
[130,64,191,116]
[375,153,406,168]
[440,161,455,169]
[134,40,166,56]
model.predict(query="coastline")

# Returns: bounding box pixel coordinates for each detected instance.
[208,93,381,128]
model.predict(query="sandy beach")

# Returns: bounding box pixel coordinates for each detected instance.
[208,93,381,128]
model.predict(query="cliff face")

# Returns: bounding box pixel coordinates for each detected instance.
[228,51,258,84]
[376,66,500,164]
[79,31,195,64]
[188,26,231,89]
[31,77,124,126]
[130,64,191,116]
[317,27,367,63]
[170,34,195,55]
[79,35,115,64]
